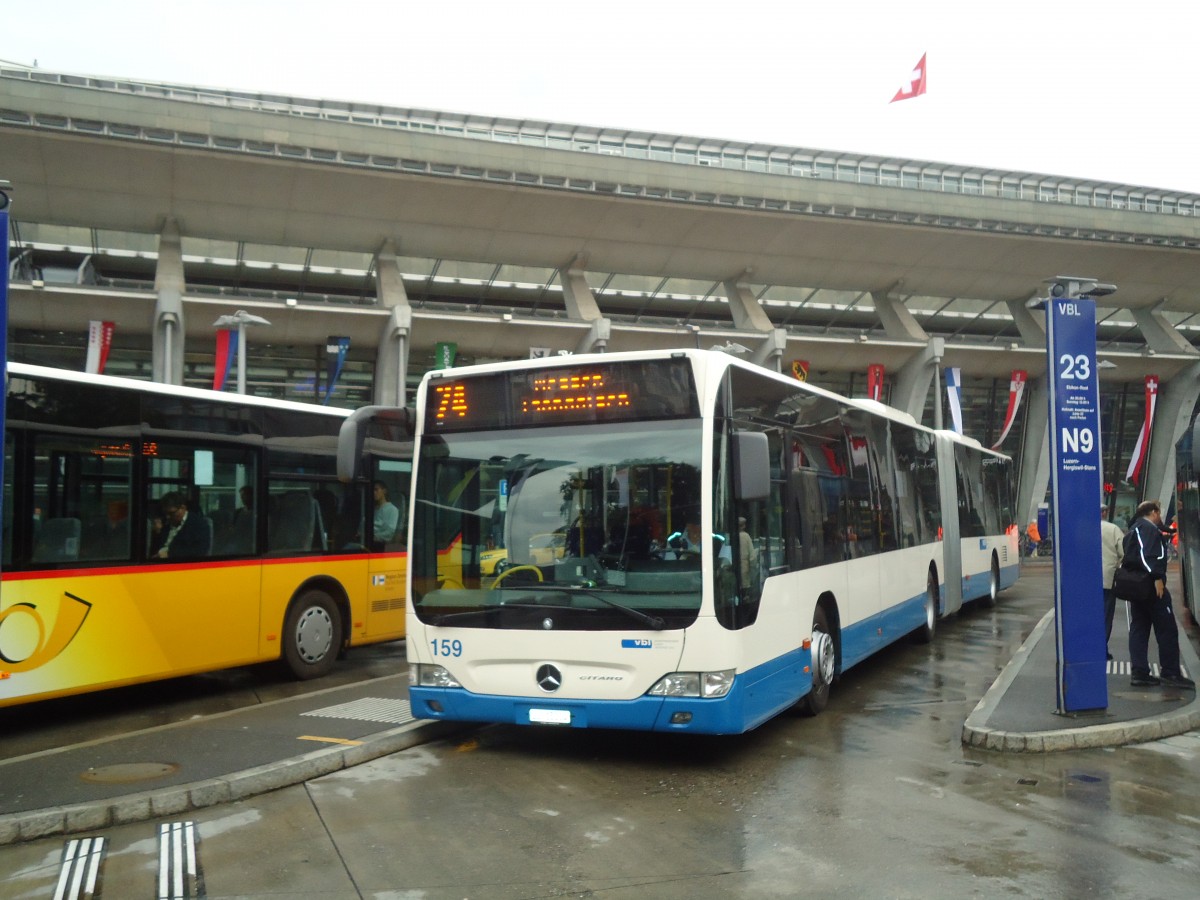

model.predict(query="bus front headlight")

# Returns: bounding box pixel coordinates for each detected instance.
[409,663,462,688]
[648,669,735,698]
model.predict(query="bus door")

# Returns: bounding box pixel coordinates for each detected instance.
[141,443,262,673]
[934,435,964,614]
[841,416,885,660]
[367,457,410,634]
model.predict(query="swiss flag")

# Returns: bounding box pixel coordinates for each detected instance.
[890,53,927,103]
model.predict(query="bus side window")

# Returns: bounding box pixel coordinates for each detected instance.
[31,433,134,565]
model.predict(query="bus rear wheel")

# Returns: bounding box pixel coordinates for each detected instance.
[984,555,1000,607]
[283,590,343,680]
[912,568,939,644]
[799,606,834,717]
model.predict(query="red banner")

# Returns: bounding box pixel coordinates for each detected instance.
[990,370,1027,450]
[213,329,238,391]
[867,364,885,402]
[85,320,114,374]
[1125,375,1159,484]
[791,359,809,382]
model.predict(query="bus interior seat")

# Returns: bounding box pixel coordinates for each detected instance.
[33,517,82,563]
[269,491,317,554]
[198,515,214,555]
[217,513,255,555]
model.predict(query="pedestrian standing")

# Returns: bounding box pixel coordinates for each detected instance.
[1100,503,1124,661]
[1123,499,1195,689]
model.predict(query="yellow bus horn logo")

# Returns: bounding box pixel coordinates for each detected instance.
[0,592,92,673]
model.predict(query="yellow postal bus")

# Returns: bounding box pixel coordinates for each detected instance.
[0,363,411,707]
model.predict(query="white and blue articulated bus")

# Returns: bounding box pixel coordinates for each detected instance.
[351,349,1018,734]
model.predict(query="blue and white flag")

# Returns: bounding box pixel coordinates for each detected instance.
[945,367,964,434]
[324,336,350,405]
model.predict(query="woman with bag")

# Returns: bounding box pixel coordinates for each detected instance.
[1121,500,1195,689]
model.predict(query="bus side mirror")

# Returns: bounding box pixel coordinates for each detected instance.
[337,406,412,482]
[733,431,769,502]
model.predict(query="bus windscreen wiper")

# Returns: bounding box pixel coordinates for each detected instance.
[430,598,591,626]
[547,588,666,631]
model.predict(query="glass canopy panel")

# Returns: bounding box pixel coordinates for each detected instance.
[241,242,308,268]
[181,237,240,264]
[17,223,93,249]
[431,259,501,283]
[659,277,716,300]
[309,249,373,274]
[395,256,437,277]
[600,273,669,295]
[922,297,1000,321]
[95,229,159,255]
[493,264,561,290]
[800,288,862,312]
[759,285,816,307]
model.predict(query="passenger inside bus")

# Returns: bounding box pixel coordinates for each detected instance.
[371,480,400,551]
[151,492,211,560]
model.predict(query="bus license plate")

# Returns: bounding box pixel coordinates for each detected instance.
[529,708,571,725]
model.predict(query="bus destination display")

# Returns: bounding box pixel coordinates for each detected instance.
[427,358,698,431]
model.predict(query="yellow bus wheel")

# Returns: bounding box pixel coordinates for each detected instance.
[283,590,343,680]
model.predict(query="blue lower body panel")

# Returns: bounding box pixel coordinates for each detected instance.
[840,590,929,669]
[963,562,1020,602]
[410,648,814,735]
[999,562,1019,590]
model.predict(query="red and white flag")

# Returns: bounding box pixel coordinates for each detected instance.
[1125,375,1159,484]
[991,370,1027,450]
[85,320,114,374]
[867,364,885,402]
[890,53,927,103]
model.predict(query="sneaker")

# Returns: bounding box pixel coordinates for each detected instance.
[1159,674,1196,690]
[1131,674,1161,687]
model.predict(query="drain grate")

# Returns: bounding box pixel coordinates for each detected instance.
[301,697,414,725]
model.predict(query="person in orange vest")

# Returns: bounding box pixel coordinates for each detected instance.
[1025,521,1041,556]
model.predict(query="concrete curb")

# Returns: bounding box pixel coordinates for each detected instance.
[0,719,468,847]
[962,609,1200,753]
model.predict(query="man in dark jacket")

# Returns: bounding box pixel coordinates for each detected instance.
[152,492,211,561]
[1122,499,1194,689]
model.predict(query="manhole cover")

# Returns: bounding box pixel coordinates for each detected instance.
[80,762,180,784]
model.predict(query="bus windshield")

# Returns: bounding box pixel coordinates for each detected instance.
[411,418,709,631]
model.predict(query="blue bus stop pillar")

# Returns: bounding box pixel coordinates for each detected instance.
[1043,278,1109,714]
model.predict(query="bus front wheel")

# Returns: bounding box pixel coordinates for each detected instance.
[799,606,834,717]
[283,590,343,680]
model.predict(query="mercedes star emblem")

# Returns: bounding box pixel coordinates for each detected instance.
[536,664,563,693]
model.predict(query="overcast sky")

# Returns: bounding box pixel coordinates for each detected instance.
[3,1,1198,193]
